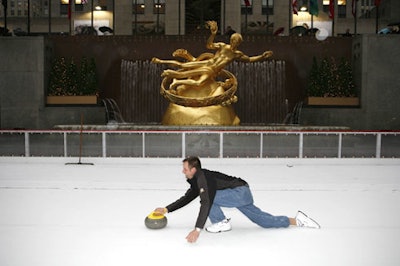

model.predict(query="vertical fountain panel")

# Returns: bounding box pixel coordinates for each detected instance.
[120,60,167,123]
[228,60,286,124]
[120,59,286,125]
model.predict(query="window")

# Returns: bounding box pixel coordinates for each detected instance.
[95,0,107,11]
[360,0,374,18]
[15,0,26,16]
[59,1,86,15]
[32,0,41,17]
[133,0,145,14]
[60,0,68,16]
[241,0,253,15]
[323,0,347,18]
[262,0,274,15]
[75,0,85,12]
[297,0,308,12]
[8,1,14,16]
[153,0,165,14]
[338,0,347,18]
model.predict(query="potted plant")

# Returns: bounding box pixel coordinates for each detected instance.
[47,57,99,104]
[306,56,359,106]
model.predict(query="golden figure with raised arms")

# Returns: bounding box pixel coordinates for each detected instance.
[152,21,273,125]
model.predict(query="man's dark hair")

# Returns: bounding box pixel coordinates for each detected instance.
[183,156,202,170]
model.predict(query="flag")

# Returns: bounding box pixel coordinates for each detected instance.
[374,0,382,33]
[309,0,319,16]
[244,0,251,7]
[329,0,334,19]
[2,0,8,9]
[292,0,298,15]
[352,0,358,17]
[68,0,71,20]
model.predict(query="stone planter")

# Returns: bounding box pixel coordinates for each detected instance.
[46,95,98,105]
[306,97,359,106]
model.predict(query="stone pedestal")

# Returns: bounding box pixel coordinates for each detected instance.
[162,103,240,126]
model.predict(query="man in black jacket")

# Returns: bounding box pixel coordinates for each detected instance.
[154,156,320,243]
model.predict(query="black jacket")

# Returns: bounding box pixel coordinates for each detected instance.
[165,168,247,229]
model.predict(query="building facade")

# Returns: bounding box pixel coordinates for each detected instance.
[0,0,398,36]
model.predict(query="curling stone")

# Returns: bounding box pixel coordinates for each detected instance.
[145,211,168,229]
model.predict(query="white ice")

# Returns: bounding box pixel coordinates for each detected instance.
[1,157,399,266]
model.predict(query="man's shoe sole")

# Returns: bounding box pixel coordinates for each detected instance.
[205,228,232,233]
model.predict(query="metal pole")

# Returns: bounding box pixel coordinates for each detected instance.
[2,0,8,34]
[142,132,145,158]
[222,0,225,34]
[64,132,67,157]
[331,0,335,36]
[299,133,303,158]
[311,14,314,30]
[102,132,106,157]
[48,0,51,34]
[68,0,72,35]
[219,133,223,158]
[156,0,160,34]
[288,0,292,35]
[25,132,30,157]
[338,133,342,158]
[27,0,30,34]
[266,0,269,34]
[182,132,186,158]
[134,0,137,34]
[91,0,94,29]
[178,0,181,35]
[201,0,204,27]
[245,1,248,33]
[354,0,357,35]
[375,5,379,33]
[112,0,115,35]
[376,133,381,159]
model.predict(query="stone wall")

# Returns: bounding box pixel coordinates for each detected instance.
[301,34,400,130]
[0,37,105,129]
[0,37,46,129]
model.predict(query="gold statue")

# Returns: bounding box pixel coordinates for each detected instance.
[152,21,273,126]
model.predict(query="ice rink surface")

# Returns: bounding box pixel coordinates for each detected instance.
[1,157,399,266]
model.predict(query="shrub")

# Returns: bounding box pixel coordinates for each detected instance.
[307,56,356,97]
[48,57,99,96]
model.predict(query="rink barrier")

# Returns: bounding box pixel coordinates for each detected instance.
[0,130,399,158]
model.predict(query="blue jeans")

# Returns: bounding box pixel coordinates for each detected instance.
[208,185,290,228]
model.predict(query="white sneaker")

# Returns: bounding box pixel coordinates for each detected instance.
[206,218,232,233]
[295,211,321,229]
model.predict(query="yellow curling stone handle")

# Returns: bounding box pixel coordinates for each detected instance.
[147,211,165,220]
